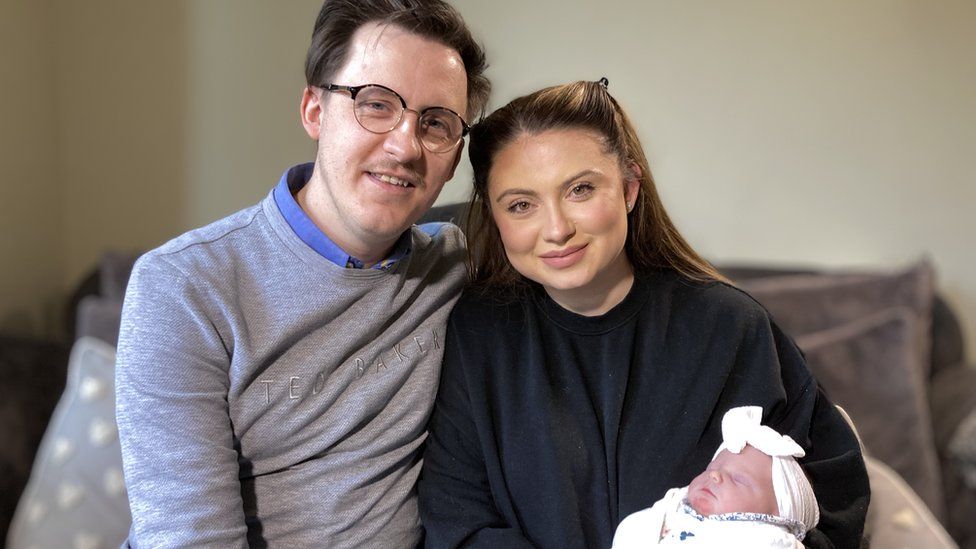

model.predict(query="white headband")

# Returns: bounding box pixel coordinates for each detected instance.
[713,406,820,532]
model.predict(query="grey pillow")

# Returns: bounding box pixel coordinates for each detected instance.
[738,260,934,376]
[98,251,140,302]
[75,296,124,347]
[736,261,941,517]
[6,337,131,549]
[928,364,976,546]
[796,307,943,520]
[950,411,976,489]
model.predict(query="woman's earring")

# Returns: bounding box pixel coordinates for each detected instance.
[626,201,633,212]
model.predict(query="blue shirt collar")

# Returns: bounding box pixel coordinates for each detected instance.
[273,163,411,269]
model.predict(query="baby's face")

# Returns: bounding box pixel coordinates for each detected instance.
[686,445,779,517]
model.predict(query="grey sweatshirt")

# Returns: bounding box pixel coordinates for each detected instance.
[115,189,466,548]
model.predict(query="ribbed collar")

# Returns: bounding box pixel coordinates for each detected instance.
[533,271,655,335]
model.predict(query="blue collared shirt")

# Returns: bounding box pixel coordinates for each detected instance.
[273,163,411,270]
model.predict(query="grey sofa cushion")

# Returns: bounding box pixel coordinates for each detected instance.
[737,261,933,375]
[930,364,976,548]
[930,365,976,453]
[737,261,942,519]
[796,307,943,519]
[0,337,69,544]
[6,337,130,549]
[98,251,140,302]
[75,296,124,347]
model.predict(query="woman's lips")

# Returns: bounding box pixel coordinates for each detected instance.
[539,244,587,268]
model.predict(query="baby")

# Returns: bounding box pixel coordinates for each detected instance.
[612,406,820,548]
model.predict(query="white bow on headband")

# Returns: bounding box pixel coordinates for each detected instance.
[714,406,820,535]
[719,406,805,459]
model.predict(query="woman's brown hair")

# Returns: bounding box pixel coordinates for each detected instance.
[466,79,726,287]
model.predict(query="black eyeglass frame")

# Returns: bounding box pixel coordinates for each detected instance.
[322,83,471,152]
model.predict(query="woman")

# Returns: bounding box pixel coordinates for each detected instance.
[418,80,869,548]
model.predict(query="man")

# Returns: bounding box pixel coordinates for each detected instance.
[115,1,489,546]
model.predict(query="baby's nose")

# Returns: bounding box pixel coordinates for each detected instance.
[708,470,722,483]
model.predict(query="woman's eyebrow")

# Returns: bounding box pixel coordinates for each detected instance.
[493,169,606,204]
[494,187,537,203]
[559,169,603,189]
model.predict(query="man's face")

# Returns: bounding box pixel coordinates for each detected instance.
[686,446,779,517]
[301,22,468,261]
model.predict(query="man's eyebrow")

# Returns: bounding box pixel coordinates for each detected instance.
[492,169,604,204]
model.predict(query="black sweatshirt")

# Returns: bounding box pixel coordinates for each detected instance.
[419,269,869,549]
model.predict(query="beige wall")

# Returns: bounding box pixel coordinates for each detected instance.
[54,0,319,294]
[3,1,973,353]
[54,2,188,293]
[0,0,61,337]
[3,0,318,338]
[451,0,976,355]
[181,1,319,227]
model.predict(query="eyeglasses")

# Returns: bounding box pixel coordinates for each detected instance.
[322,83,470,153]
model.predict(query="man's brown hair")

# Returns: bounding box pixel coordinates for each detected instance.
[305,0,490,120]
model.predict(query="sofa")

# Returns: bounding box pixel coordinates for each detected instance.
[3,208,975,547]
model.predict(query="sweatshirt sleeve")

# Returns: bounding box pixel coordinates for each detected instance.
[740,310,871,549]
[418,312,536,548]
[115,254,247,548]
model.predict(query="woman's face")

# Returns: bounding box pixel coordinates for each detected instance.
[487,129,639,315]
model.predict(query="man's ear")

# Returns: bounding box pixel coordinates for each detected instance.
[300,86,323,140]
[447,140,465,179]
